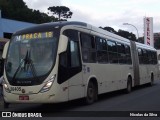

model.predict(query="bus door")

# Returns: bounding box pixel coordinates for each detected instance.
[58,29,84,101]
[67,40,84,100]
[58,39,83,101]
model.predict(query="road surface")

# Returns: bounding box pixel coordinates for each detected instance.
[0,80,160,119]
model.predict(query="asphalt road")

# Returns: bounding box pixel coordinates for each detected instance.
[0,80,160,120]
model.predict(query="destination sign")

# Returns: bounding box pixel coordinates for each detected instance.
[16,32,53,41]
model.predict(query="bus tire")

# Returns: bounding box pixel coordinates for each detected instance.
[150,74,154,86]
[85,81,97,104]
[126,77,132,93]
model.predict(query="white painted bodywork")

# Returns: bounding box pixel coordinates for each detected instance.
[3,22,159,104]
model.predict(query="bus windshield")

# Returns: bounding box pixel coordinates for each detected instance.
[5,31,58,86]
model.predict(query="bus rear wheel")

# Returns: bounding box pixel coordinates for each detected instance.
[150,74,154,86]
[86,81,97,104]
[126,77,132,93]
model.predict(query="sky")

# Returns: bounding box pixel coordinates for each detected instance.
[23,0,160,37]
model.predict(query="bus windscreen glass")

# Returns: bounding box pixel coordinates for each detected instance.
[5,31,58,86]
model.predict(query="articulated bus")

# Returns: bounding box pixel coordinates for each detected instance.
[2,21,159,108]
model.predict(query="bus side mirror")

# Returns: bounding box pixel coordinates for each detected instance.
[58,35,68,54]
[2,41,9,59]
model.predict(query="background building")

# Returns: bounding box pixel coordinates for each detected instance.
[0,10,36,39]
[154,33,160,49]
[0,9,36,76]
[153,33,160,63]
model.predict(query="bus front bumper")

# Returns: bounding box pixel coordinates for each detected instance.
[3,92,63,103]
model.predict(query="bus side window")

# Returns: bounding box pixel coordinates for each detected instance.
[148,51,152,64]
[107,40,118,63]
[138,48,143,64]
[153,51,158,64]
[117,42,125,64]
[125,45,132,64]
[80,33,96,63]
[142,49,148,64]
[96,37,108,63]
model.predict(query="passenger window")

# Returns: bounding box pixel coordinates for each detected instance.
[125,45,132,64]
[117,43,125,54]
[153,51,158,64]
[138,48,143,64]
[148,51,152,64]
[138,48,158,65]
[96,37,108,63]
[107,40,118,63]
[142,49,149,64]
[81,33,95,49]
[107,40,117,53]
[80,33,96,63]
[117,42,126,64]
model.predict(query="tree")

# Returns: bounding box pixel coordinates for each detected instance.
[48,6,73,21]
[117,29,136,41]
[0,0,54,23]
[100,26,117,34]
[138,37,144,44]
[100,26,137,41]
[154,38,160,49]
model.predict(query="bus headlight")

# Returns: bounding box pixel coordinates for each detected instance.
[3,81,11,93]
[40,75,56,93]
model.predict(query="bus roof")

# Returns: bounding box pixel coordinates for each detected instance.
[13,21,156,51]
[14,21,87,36]
[14,21,131,43]
[135,41,156,51]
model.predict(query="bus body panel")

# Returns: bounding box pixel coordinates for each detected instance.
[68,72,84,100]
[82,63,133,95]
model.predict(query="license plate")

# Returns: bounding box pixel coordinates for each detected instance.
[19,95,29,100]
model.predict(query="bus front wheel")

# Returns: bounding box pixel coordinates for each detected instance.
[3,101,9,109]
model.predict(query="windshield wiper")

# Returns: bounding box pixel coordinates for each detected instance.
[24,50,39,81]
[12,51,29,83]
[12,50,39,84]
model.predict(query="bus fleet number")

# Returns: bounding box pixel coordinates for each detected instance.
[10,87,22,91]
